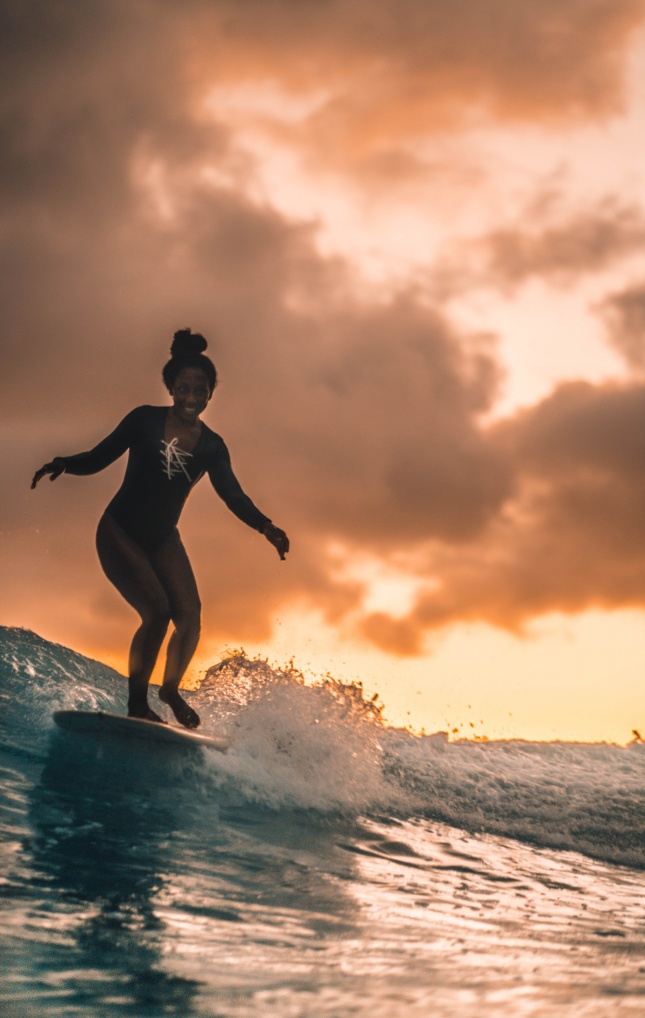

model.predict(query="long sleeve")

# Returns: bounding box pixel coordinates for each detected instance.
[62,408,140,476]
[207,436,270,533]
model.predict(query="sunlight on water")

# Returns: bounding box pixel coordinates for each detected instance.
[1,627,645,1017]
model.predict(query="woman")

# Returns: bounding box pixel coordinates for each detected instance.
[32,329,289,729]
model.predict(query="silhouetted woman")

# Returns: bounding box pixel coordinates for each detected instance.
[32,329,289,728]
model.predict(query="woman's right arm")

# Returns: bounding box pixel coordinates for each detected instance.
[31,408,141,489]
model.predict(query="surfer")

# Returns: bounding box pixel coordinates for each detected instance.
[31,329,289,729]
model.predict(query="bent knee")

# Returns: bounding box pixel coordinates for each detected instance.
[141,598,172,631]
[173,605,201,637]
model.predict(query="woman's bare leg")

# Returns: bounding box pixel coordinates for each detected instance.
[150,530,202,728]
[96,514,171,721]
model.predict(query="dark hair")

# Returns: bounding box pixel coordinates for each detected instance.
[162,328,218,394]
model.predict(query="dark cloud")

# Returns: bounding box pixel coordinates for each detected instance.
[426,200,645,299]
[0,0,513,654]
[3,0,632,198]
[2,1,645,665]
[421,197,645,299]
[1,169,511,652]
[598,284,645,373]
[479,203,645,289]
[361,381,645,654]
[200,0,644,147]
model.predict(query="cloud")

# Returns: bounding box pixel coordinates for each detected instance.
[361,380,645,654]
[9,173,645,661]
[4,0,632,198]
[479,203,645,288]
[1,0,515,652]
[598,283,645,373]
[425,199,645,299]
[1,167,511,652]
[2,1,645,667]
[199,0,644,149]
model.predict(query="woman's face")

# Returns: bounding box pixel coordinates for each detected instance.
[171,367,211,423]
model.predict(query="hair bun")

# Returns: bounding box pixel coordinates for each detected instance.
[170,328,208,359]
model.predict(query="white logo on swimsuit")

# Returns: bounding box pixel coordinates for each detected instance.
[160,438,193,480]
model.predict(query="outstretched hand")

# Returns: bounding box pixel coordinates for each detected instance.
[263,522,289,561]
[31,458,66,489]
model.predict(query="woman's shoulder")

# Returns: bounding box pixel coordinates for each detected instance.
[126,404,167,422]
[115,405,166,435]
[122,404,165,415]
[200,422,228,455]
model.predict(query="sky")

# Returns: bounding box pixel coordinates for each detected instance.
[2,0,645,743]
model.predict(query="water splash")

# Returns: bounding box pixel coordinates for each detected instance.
[1,627,645,868]
[193,652,396,812]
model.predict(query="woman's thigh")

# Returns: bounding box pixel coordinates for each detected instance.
[150,529,201,622]
[96,513,170,620]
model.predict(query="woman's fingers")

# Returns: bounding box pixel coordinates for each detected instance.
[31,459,65,489]
[31,465,49,488]
[264,523,289,560]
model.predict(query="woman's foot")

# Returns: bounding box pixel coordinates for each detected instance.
[158,686,200,729]
[128,703,167,724]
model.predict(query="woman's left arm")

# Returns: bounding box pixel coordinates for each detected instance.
[207,438,289,560]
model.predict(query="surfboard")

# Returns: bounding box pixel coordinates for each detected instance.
[52,710,230,752]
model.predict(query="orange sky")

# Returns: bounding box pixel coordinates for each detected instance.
[2,1,645,742]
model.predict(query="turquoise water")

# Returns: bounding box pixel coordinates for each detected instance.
[1,625,645,1016]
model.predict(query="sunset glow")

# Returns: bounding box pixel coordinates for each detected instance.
[2,2,645,743]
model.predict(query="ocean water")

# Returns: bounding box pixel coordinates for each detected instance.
[1,626,644,1017]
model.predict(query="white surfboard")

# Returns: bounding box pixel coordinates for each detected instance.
[52,710,230,752]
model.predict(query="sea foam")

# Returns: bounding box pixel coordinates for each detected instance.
[1,626,644,869]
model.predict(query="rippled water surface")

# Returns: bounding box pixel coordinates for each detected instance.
[1,626,645,1016]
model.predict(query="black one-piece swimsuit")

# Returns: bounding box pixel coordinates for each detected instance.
[61,405,270,554]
